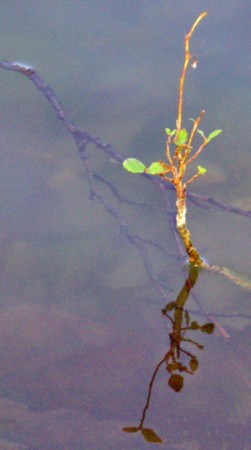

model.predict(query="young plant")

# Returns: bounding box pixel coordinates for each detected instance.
[123,12,222,267]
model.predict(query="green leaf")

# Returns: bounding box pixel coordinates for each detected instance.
[123,158,146,173]
[207,129,222,142]
[141,428,163,443]
[168,374,184,392]
[189,358,199,372]
[197,165,207,175]
[174,128,188,145]
[145,160,171,175]
[201,323,215,334]
[165,128,176,136]
[123,427,139,433]
[197,129,206,139]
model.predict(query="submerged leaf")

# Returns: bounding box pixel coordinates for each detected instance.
[145,160,171,175]
[165,301,176,311]
[168,374,184,392]
[207,129,222,141]
[167,361,179,373]
[123,158,146,173]
[189,358,199,372]
[123,427,139,433]
[141,428,163,443]
[201,323,215,334]
[190,321,200,330]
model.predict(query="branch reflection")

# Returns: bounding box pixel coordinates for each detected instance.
[123,265,215,444]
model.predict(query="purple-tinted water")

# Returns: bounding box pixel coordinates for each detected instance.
[0,1,250,448]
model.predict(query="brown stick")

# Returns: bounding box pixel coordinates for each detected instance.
[176,12,207,132]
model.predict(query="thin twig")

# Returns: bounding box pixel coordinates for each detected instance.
[176,12,207,132]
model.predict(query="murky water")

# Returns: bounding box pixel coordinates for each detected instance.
[0,1,250,449]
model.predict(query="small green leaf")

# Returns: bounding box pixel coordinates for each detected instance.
[141,428,163,443]
[189,358,199,372]
[201,323,215,334]
[123,427,139,433]
[174,128,188,145]
[207,129,222,141]
[197,165,207,175]
[145,160,171,175]
[197,129,206,139]
[168,374,184,392]
[165,128,176,136]
[123,158,146,173]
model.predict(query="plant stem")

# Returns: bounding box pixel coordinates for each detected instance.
[175,181,203,266]
[176,12,207,132]
[174,12,207,266]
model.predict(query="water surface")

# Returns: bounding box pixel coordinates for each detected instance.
[0,1,250,449]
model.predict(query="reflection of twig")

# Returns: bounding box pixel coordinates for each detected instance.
[139,356,166,430]
[134,266,214,440]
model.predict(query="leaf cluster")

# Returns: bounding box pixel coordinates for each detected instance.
[123,125,222,187]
